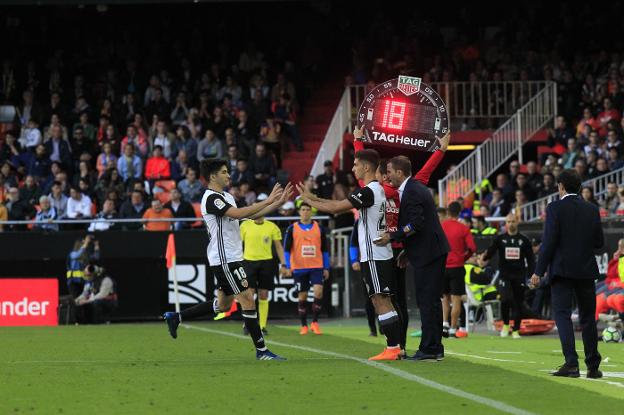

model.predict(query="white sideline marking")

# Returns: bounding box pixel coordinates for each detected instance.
[184,324,537,415]
[486,351,522,354]
[4,357,342,364]
[447,351,541,365]
[538,370,624,388]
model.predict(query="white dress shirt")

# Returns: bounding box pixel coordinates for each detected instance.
[398,178,409,202]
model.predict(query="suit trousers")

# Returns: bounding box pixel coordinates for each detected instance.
[551,276,601,369]
[410,254,447,355]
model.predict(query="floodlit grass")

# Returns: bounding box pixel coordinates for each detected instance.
[1,320,623,414]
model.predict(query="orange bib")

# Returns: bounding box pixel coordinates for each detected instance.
[291,221,323,270]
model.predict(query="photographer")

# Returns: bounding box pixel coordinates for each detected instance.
[66,235,100,298]
[74,264,118,324]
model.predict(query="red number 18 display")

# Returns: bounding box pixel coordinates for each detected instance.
[357,76,449,152]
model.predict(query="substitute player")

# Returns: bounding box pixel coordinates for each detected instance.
[352,126,449,354]
[283,202,330,335]
[297,149,402,361]
[163,159,292,361]
[240,193,287,335]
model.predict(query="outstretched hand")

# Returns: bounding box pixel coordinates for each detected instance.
[438,131,451,152]
[295,182,313,202]
[353,126,365,141]
[267,183,283,203]
[278,182,294,204]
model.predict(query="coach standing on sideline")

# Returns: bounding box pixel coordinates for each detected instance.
[376,155,449,361]
[530,169,604,379]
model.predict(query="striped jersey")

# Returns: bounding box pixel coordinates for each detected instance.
[200,188,244,266]
[348,180,393,262]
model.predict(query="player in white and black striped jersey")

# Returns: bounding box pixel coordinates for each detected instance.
[296,149,403,361]
[163,159,293,361]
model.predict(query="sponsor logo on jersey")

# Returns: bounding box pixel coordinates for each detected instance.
[214,198,226,210]
[505,247,521,260]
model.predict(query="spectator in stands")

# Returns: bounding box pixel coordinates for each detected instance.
[513,173,536,201]
[6,187,35,230]
[143,199,173,231]
[581,186,599,206]
[598,97,621,136]
[96,142,117,178]
[260,118,282,167]
[239,181,256,206]
[278,200,296,218]
[44,125,72,171]
[73,112,96,142]
[170,93,189,127]
[561,138,580,169]
[177,167,204,203]
[73,160,97,190]
[164,188,195,230]
[66,187,92,219]
[0,198,8,232]
[471,215,497,235]
[576,108,601,138]
[19,118,42,151]
[207,106,228,140]
[228,185,247,207]
[248,143,276,190]
[19,175,41,208]
[271,73,296,103]
[231,158,255,187]
[525,161,542,192]
[226,144,238,172]
[512,189,527,219]
[0,133,22,167]
[121,125,149,158]
[145,145,171,181]
[273,93,303,151]
[574,158,590,181]
[495,173,514,203]
[508,160,520,182]
[607,147,624,170]
[170,149,190,181]
[591,157,610,178]
[316,160,335,200]
[48,181,68,218]
[489,188,509,217]
[33,195,58,232]
[150,120,174,159]
[145,88,170,122]
[174,125,198,168]
[616,188,624,216]
[584,131,603,157]
[606,130,623,154]
[601,182,619,214]
[235,109,257,159]
[43,114,68,142]
[547,116,575,148]
[117,144,142,183]
[119,190,147,230]
[26,144,51,181]
[88,199,117,232]
[537,173,557,198]
[197,128,223,161]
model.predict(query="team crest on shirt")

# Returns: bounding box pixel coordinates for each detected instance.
[241,278,248,288]
[214,198,226,209]
[263,236,270,244]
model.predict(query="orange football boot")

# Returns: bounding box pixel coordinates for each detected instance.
[310,322,323,335]
[368,347,402,361]
[299,325,309,335]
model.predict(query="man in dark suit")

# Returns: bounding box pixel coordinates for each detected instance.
[376,155,449,361]
[530,169,604,379]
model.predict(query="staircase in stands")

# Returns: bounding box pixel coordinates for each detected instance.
[280,80,344,185]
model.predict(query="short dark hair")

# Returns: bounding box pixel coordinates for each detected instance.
[378,158,388,175]
[299,202,312,210]
[474,215,487,225]
[556,169,582,194]
[448,201,462,217]
[388,155,412,177]
[437,207,447,215]
[200,158,228,181]
[355,149,380,170]
[153,145,163,152]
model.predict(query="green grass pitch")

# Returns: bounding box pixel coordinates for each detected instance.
[1,320,623,414]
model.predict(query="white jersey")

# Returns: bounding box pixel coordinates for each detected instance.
[348,181,393,262]
[200,189,244,266]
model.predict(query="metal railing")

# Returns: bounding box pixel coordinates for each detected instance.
[349,81,550,124]
[520,167,624,222]
[309,88,351,177]
[329,226,354,318]
[437,81,556,207]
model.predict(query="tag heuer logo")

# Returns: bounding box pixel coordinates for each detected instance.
[398,76,421,96]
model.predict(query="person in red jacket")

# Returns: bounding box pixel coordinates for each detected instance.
[145,145,171,180]
[596,238,624,320]
[352,126,449,355]
[441,201,476,337]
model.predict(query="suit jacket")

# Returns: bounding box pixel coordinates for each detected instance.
[535,195,604,279]
[391,178,449,267]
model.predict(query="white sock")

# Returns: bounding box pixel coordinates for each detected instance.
[443,322,450,328]
[449,328,456,335]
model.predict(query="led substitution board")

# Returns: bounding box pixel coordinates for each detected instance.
[357,76,448,152]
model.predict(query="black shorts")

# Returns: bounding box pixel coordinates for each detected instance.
[443,267,465,296]
[361,259,395,297]
[211,262,249,296]
[243,259,276,290]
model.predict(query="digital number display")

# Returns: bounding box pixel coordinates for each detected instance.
[357,77,449,152]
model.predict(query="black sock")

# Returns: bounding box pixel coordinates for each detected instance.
[180,301,214,320]
[298,300,307,326]
[378,310,401,348]
[312,298,322,323]
[242,310,266,351]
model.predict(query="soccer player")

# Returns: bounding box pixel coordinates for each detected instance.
[283,202,330,335]
[482,214,534,339]
[163,159,292,361]
[441,201,476,338]
[240,193,287,335]
[352,127,448,355]
[297,149,402,361]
